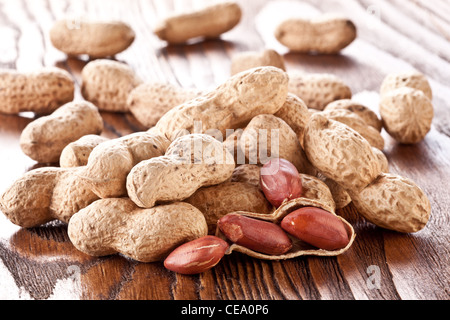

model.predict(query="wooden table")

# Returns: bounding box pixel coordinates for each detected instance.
[0,0,449,301]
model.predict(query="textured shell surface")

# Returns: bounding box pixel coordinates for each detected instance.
[0,67,74,115]
[81,59,143,112]
[154,2,242,44]
[380,71,433,100]
[68,199,208,262]
[288,73,352,110]
[230,49,286,75]
[127,134,235,208]
[19,101,103,163]
[155,66,289,141]
[275,16,357,54]
[50,20,135,57]
[303,113,381,193]
[351,173,431,233]
[380,87,434,144]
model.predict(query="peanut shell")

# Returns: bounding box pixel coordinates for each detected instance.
[275,15,357,54]
[185,181,273,234]
[216,197,355,260]
[380,71,432,100]
[380,87,434,144]
[0,68,74,115]
[289,72,352,110]
[127,134,235,208]
[81,59,143,113]
[231,49,286,75]
[50,20,135,58]
[20,101,104,163]
[68,199,208,263]
[128,82,204,129]
[303,113,382,193]
[60,135,109,168]
[154,2,242,44]
[155,66,289,141]
[350,173,431,233]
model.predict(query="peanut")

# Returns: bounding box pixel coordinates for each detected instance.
[231,49,286,76]
[164,236,229,275]
[50,19,135,58]
[127,134,235,208]
[127,82,204,128]
[68,199,208,263]
[240,114,316,176]
[154,2,242,44]
[60,135,109,168]
[216,197,355,260]
[0,67,74,115]
[20,101,104,163]
[155,66,289,141]
[350,174,431,233]
[304,113,381,193]
[321,108,385,150]
[0,167,99,228]
[288,72,352,110]
[274,93,310,146]
[380,71,432,100]
[324,99,382,132]
[218,213,292,256]
[229,164,261,188]
[304,113,431,233]
[186,181,273,235]
[81,59,143,113]
[275,15,357,54]
[280,207,350,251]
[380,87,434,144]
[78,131,170,198]
[260,158,303,208]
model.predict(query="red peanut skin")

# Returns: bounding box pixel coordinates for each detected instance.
[260,158,303,208]
[164,236,229,275]
[218,213,292,255]
[281,207,350,251]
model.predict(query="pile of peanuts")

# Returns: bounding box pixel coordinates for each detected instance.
[0,2,433,275]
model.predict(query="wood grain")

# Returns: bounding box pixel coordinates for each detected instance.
[0,0,449,300]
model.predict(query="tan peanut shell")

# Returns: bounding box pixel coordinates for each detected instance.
[241,114,316,176]
[216,197,355,260]
[324,99,382,132]
[0,68,74,115]
[230,164,262,188]
[317,174,352,210]
[50,20,135,58]
[300,174,336,213]
[380,87,434,144]
[380,71,432,100]
[372,147,389,173]
[60,135,109,168]
[303,113,382,193]
[275,15,357,54]
[155,66,289,141]
[79,131,170,198]
[20,101,104,163]
[68,199,208,263]
[154,2,242,44]
[230,49,286,76]
[223,129,246,166]
[186,181,273,234]
[127,134,235,208]
[126,134,235,208]
[274,93,310,145]
[321,108,385,150]
[0,167,99,228]
[81,59,143,113]
[350,173,431,233]
[288,73,352,110]
[128,82,204,128]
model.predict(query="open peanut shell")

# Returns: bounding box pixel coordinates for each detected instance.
[215,197,356,260]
